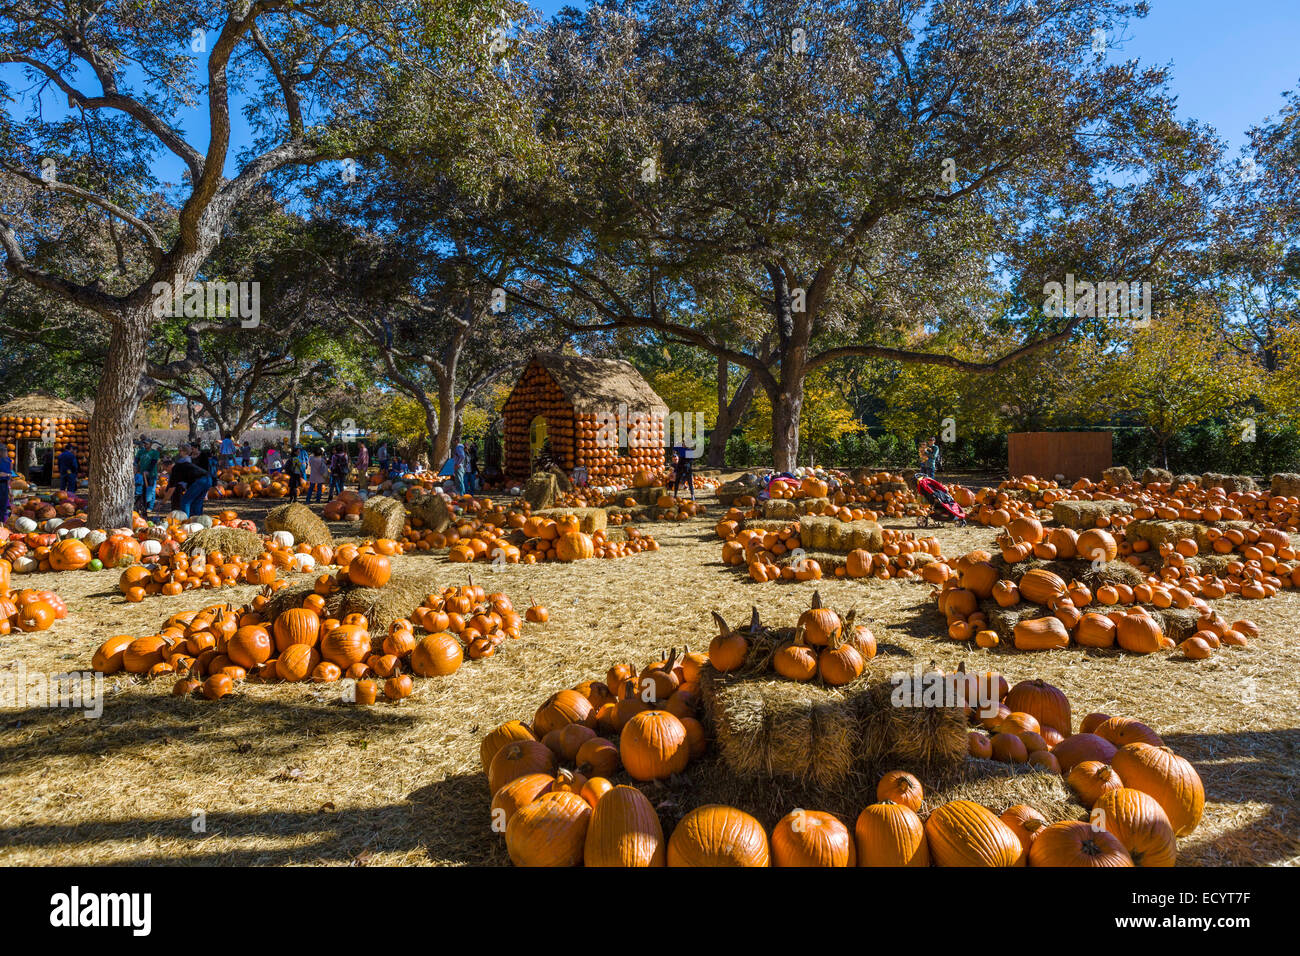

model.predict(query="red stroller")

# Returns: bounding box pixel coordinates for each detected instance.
[914,474,967,527]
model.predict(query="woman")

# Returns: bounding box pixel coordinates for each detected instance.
[287,447,304,503]
[356,442,370,490]
[328,445,350,498]
[452,442,468,495]
[308,448,328,503]
[264,444,281,474]
[0,448,14,523]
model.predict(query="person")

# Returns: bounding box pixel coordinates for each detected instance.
[56,444,79,494]
[133,463,147,515]
[307,448,328,503]
[135,439,160,515]
[328,444,350,498]
[219,433,235,467]
[571,463,589,489]
[171,454,213,518]
[356,442,370,490]
[264,444,280,474]
[205,445,219,484]
[451,442,468,495]
[240,440,252,467]
[287,447,304,503]
[0,447,13,523]
[377,442,389,470]
[671,444,695,501]
[175,443,192,464]
[918,438,931,475]
[466,442,480,493]
[926,438,941,477]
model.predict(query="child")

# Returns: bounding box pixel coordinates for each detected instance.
[133,464,147,516]
[287,448,304,502]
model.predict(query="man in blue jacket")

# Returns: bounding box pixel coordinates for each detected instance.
[0,448,13,522]
[57,445,78,493]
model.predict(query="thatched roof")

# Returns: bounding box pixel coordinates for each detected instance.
[511,353,668,414]
[0,393,90,420]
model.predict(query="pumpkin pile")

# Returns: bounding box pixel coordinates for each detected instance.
[718,519,942,583]
[483,653,1204,865]
[965,675,1202,863]
[1,412,88,475]
[91,575,546,701]
[706,594,878,687]
[0,580,68,633]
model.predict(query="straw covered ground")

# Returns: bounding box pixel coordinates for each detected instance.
[0,500,1297,866]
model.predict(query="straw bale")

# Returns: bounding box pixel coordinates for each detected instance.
[264,503,334,547]
[360,496,407,540]
[1050,499,1133,530]
[1101,466,1132,486]
[180,527,267,561]
[797,515,884,553]
[534,507,607,534]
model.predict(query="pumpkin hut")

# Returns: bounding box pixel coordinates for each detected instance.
[503,354,668,483]
[0,394,90,477]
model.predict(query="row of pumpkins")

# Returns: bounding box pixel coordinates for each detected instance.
[717,518,944,583]
[91,569,549,701]
[483,647,1201,865]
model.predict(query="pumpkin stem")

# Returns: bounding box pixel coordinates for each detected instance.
[810,589,822,609]
[749,606,761,635]
[712,611,731,639]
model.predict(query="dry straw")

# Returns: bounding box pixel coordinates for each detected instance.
[265,503,334,547]
[180,526,267,561]
[360,496,408,541]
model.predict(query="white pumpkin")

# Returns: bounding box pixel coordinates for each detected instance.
[68,526,90,540]
[290,552,316,573]
[83,530,107,550]
[14,516,37,533]
[194,515,214,529]
[270,530,295,548]
[169,510,188,523]
[12,555,38,573]
[45,518,65,532]
[141,539,163,556]
[183,522,204,535]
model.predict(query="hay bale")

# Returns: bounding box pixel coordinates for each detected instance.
[740,518,800,533]
[798,515,884,553]
[180,526,267,561]
[922,760,1084,821]
[1155,607,1201,642]
[699,663,967,788]
[762,496,830,519]
[1101,466,1132,486]
[1139,467,1174,486]
[717,476,761,506]
[1126,518,1254,552]
[522,472,559,510]
[1173,474,1201,488]
[988,554,1145,591]
[264,503,333,547]
[408,491,452,533]
[700,672,859,787]
[1202,473,1258,493]
[1050,499,1133,529]
[534,506,608,534]
[1271,473,1300,497]
[260,566,431,635]
[360,496,407,540]
[617,485,668,506]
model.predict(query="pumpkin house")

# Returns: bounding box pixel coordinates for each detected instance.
[503,354,668,483]
[0,393,90,478]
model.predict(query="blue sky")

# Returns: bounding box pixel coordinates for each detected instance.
[4,1,1298,189]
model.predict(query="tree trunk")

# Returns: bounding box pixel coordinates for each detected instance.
[431,380,456,465]
[771,384,803,473]
[707,365,760,468]
[87,311,152,528]
[289,395,303,447]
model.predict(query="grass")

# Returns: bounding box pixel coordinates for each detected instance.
[0,505,1297,866]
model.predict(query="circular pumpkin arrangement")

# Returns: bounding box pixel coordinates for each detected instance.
[482,641,1206,867]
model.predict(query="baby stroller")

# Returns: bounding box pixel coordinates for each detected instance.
[914,474,967,527]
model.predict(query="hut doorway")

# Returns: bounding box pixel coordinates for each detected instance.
[528,415,548,461]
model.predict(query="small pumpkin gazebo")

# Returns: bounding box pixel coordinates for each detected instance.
[502,353,668,483]
[0,393,91,473]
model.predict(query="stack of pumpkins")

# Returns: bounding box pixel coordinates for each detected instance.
[706,595,877,687]
[91,569,549,703]
[484,658,1203,866]
[932,525,1258,660]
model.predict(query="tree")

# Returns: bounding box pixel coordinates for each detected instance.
[1083,303,1254,467]
[0,0,513,525]
[502,0,1219,470]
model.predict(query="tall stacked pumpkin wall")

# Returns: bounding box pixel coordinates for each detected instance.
[1,415,90,472]
[504,364,666,483]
